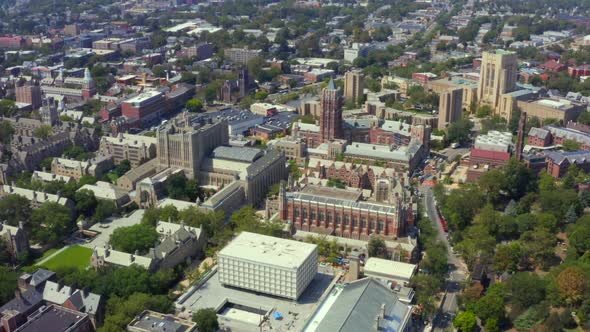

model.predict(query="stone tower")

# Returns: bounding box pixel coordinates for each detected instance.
[319,78,343,143]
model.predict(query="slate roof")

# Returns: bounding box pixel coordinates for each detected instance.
[211,146,263,163]
[528,127,550,139]
[312,278,412,332]
[0,289,43,314]
[546,150,590,165]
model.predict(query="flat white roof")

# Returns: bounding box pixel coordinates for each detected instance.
[364,257,416,280]
[219,232,317,270]
[125,90,163,104]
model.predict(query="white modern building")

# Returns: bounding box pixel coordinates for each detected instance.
[218,232,318,300]
[363,257,417,286]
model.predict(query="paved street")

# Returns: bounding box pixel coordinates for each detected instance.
[421,185,468,331]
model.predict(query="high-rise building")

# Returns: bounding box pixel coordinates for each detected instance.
[320,79,343,143]
[15,82,42,109]
[477,50,518,110]
[438,88,463,130]
[344,70,364,104]
[156,116,229,179]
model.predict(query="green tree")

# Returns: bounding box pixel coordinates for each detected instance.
[185,98,204,113]
[475,104,493,118]
[160,205,179,223]
[110,224,159,254]
[33,125,52,139]
[454,311,477,332]
[569,216,590,256]
[141,207,161,227]
[507,272,546,309]
[0,100,16,117]
[0,267,17,306]
[368,236,387,258]
[100,292,172,331]
[0,194,32,226]
[473,284,505,323]
[192,308,219,332]
[74,189,97,217]
[93,200,116,223]
[563,139,581,151]
[31,202,72,245]
[0,120,14,144]
[446,118,473,144]
[254,91,269,100]
[114,160,131,177]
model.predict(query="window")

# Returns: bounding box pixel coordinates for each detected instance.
[319,210,324,221]
[343,215,349,226]
[360,218,366,229]
[294,207,300,218]
[302,208,307,219]
[370,219,375,230]
[327,211,332,223]
[335,214,340,227]
[352,217,357,228]
[310,209,316,220]
[378,219,384,232]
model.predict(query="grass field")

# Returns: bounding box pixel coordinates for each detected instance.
[37,245,93,271]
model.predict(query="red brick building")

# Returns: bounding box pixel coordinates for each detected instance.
[546,151,590,178]
[121,91,166,126]
[279,185,407,241]
[466,148,511,182]
[0,36,24,49]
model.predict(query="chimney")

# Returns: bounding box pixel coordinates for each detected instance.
[15,289,22,301]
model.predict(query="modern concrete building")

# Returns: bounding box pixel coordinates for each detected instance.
[344,70,364,104]
[363,257,417,286]
[99,133,157,167]
[224,47,262,64]
[218,232,319,300]
[477,50,518,112]
[127,310,197,332]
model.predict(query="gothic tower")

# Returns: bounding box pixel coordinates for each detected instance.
[320,78,343,143]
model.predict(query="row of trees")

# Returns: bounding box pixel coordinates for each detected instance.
[435,158,590,329]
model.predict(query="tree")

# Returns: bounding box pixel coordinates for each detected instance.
[141,207,161,227]
[493,242,521,273]
[0,267,16,306]
[563,139,581,152]
[254,91,269,100]
[0,120,14,144]
[110,224,159,254]
[454,311,477,332]
[100,292,172,331]
[368,236,387,258]
[0,100,17,117]
[159,205,179,223]
[185,98,204,113]
[93,200,116,223]
[31,202,72,245]
[473,284,505,323]
[0,194,32,226]
[556,266,587,306]
[507,272,546,309]
[446,118,473,144]
[33,125,52,139]
[114,160,131,177]
[476,104,493,118]
[192,308,219,332]
[74,189,97,217]
[569,216,590,256]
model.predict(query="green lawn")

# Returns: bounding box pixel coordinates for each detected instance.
[37,245,93,271]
